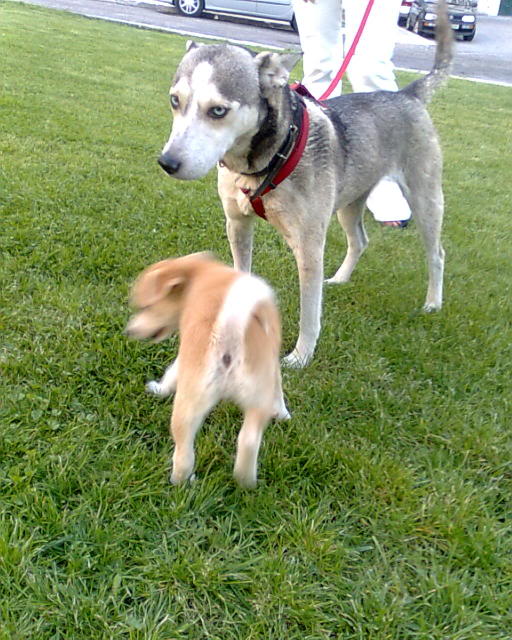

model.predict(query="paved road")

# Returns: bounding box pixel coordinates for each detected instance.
[13,0,512,86]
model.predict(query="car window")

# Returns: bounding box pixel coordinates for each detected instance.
[426,0,476,5]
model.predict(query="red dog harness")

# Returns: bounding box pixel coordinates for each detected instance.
[239,92,310,221]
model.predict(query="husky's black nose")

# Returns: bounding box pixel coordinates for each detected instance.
[158,154,181,175]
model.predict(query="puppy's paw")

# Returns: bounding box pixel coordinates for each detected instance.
[145,380,164,396]
[234,471,257,489]
[277,407,291,421]
[273,403,291,420]
[146,380,175,397]
[170,471,196,486]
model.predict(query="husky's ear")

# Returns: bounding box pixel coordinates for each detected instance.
[186,40,201,52]
[255,51,302,93]
[279,52,302,73]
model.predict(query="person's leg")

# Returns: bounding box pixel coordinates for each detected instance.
[344,0,410,223]
[291,0,343,98]
[366,176,411,224]
[344,0,401,92]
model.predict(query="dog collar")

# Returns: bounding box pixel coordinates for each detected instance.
[239,92,310,221]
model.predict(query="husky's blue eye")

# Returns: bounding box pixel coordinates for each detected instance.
[170,95,179,109]
[208,106,229,119]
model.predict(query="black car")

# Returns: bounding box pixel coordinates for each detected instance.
[406,0,477,41]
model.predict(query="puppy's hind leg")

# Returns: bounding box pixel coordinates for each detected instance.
[169,386,215,486]
[233,408,271,488]
[273,369,290,421]
[146,359,178,397]
[326,196,368,284]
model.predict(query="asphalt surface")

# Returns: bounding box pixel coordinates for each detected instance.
[11,0,512,86]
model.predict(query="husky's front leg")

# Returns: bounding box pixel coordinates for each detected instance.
[218,168,255,272]
[226,214,254,272]
[283,233,326,368]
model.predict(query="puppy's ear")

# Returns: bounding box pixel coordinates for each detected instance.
[131,268,186,308]
[188,250,214,261]
[255,51,301,93]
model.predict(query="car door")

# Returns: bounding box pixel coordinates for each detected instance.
[206,0,259,17]
[256,0,293,20]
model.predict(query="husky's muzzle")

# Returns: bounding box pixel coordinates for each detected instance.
[158,152,181,176]
[157,142,220,180]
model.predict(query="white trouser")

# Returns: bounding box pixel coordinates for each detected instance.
[292,0,344,98]
[345,0,401,92]
[291,0,411,222]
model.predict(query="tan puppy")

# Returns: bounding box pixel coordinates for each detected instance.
[126,253,290,488]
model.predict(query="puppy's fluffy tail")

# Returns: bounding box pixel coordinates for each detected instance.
[213,274,276,365]
[403,0,453,104]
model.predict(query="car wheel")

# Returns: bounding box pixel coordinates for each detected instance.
[175,0,204,17]
[463,32,475,41]
[291,15,297,32]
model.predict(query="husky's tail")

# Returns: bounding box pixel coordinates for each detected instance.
[403,0,453,104]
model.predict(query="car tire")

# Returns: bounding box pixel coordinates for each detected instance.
[291,15,297,32]
[175,0,205,17]
[463,32,475,41]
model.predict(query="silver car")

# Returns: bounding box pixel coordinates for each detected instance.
[171,0,296,29]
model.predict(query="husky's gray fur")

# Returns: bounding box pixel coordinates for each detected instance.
[158,0,453,367]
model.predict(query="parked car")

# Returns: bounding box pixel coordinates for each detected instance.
[170,0,296,30]
[406,0,477,41]
[398,0,413,26]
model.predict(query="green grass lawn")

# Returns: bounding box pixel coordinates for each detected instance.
[1,2,511,638]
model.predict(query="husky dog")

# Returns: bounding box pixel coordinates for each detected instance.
[158,1,453,367]
[126,253,289,488]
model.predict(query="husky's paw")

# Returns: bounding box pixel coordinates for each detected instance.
[282,350,312,369]
[423,302,442,313]
[325,276,349,285]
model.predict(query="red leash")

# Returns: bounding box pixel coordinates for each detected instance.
[318,0,375,101]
